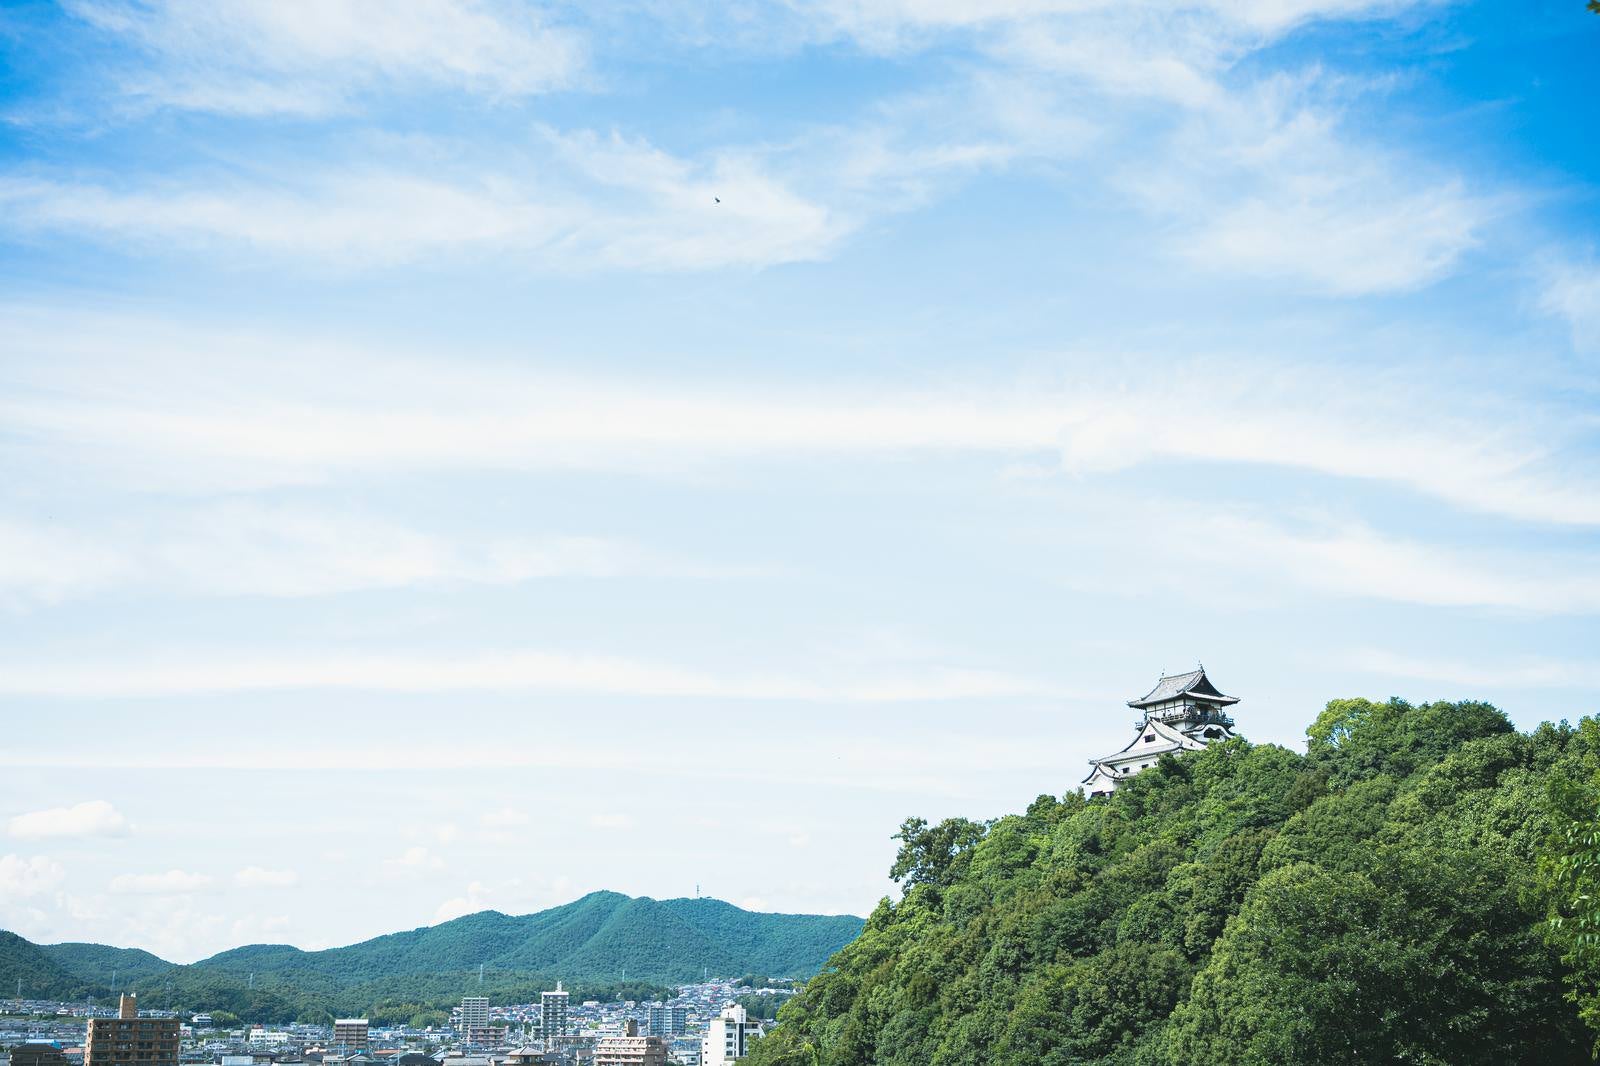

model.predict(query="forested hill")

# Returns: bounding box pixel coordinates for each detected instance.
[2,892,862,1022]
[194,892,861,984]
[0,931,104,1001]
[749,698,1600,1066]
[44,942,175,984]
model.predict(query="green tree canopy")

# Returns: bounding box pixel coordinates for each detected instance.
[748,698,1599,1065]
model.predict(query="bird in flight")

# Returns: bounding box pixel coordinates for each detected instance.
[714,196,721,203]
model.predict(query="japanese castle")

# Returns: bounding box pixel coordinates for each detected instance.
[1081,666,1239,796]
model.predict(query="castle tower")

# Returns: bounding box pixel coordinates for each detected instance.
[1081,666,1238,796]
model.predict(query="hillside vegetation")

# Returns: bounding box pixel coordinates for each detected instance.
[2,892,862,1023]
[0,932,101,1001]
[44,943,175,985]
[749,698,1599,1066]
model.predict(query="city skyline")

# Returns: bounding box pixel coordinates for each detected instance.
[3,2,1599,962]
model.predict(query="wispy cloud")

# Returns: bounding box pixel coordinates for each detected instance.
[8,801,131,840]
[1178,514,1600,614]
[0,504,752,608]
[5,315,1596,527]
[1348,648,1594,689]
[1539,257,1600,352]
[64,0,585,116]
[387,846,445,871]
[0,647,1055,702]
[806,0,1428,52]
[234,866,299,888]
[5,0,1484,294]
[588,813,635,830]
[1146,100,1491,295]
[0,133,844,271]
[434,881,490,922]
[824,0,1490,296]
[0,855,68,900]
[109,869,215,895]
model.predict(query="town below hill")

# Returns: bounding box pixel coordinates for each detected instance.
[1,979,778,1066]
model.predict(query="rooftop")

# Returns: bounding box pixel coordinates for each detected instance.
[1127,666,1238,709]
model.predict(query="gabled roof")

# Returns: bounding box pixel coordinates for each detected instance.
[1095,717,1208,764]
[1080,762,1122,786]
[1127,666,1238,708]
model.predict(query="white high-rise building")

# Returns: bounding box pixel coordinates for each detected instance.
[701,1005,757,1066]
[540,984,569,1045]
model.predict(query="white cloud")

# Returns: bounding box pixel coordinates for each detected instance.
[434,880,490,922]
[8,800,130,840]
[481,807,530,828]
[1149,99,1490,296]
[1180,515,1600,614]
[109,869,215,894]
[0,855,67,899]
[807,0,1423,47]
[2,0,1478,295]
[809,0,1488,297]
[0,647,1054,701]
[0,502,749,607]
[588,813,635,830]
[0,521,130,608]
[0,128,844,272]
[233,866,299,888]
[229,913,292,943]
[1348,648,1594,689]
[6,318,1592,527]
[1539,259,1600,351]
[1177,175,1483,296]
[388,846,445,870]
[66,0,585,116]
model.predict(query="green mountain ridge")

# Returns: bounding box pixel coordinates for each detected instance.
[44,943,176,984]
[0,931,103,1001]
[2,891,863,1021]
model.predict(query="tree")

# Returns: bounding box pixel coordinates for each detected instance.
[1541,772,1600,1035]
[888,816,987,889]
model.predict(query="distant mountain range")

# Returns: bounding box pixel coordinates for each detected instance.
[1,892,864,1018]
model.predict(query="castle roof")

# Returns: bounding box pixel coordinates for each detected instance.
[1127,667,1238,709]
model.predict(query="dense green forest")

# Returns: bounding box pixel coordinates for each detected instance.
[2,891,862,1024]
[749,698,1600,1065]
[42,942,175,984]
[0,932,105,1001]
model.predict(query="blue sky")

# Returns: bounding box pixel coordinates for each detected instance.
[1,0,1598,963]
